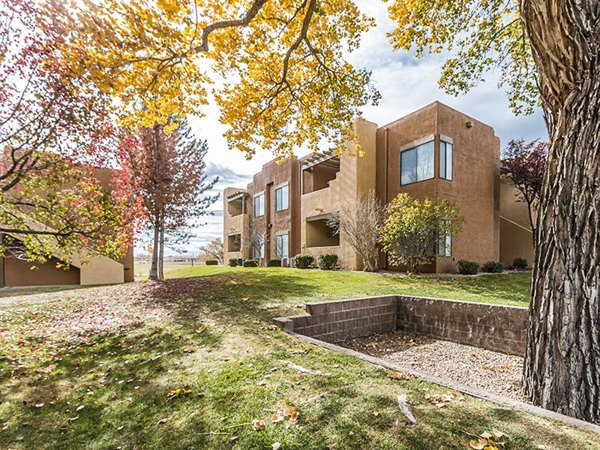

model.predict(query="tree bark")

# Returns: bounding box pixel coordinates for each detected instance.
[149,220,160,281]
[158,224,165,281]
[521,0,600,421]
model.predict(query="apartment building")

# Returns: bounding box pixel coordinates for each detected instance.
[224,101,534,272]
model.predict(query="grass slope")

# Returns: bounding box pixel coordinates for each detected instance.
[1,267,596,450]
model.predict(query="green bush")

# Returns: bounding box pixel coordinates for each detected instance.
[457,260,480,275]
[317,253,338,270]
[242,259,259,267]
[205,260,219,266]
[267,259,282,267]
[228,258,239,267]
[482,261,504,273]
[294,254,314,269]
[512,257,528,270]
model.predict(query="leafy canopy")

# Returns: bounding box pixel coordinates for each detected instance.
[387,0,538,114]
[43,0,380,158]
[379,193,463,273]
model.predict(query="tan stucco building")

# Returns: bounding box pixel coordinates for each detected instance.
[224,101,534,272]
[0,167,134,287]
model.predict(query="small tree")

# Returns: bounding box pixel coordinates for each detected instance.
[199,238,224,265]
[118,120,218,281]
[379,194,463,273]
[327,191,384,272]
[501,139,547,238]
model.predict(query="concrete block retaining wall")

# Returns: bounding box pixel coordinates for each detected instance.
[273,295,528,356]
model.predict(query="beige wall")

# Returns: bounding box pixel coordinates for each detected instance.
[300,118,378,270]
[3,256,80,286]
[377,102,500,272]
[499,180,534,266]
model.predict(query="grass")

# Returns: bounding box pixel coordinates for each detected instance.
[0,267,597,450]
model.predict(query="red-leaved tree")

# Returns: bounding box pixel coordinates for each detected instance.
[501,139,548,239]
[117,121,218,281]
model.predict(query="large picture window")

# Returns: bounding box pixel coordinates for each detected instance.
[439,140,453,180]
[400,140,434,185]
[275,184,289,212]
[275,233,289,259]
[254,193,264,217]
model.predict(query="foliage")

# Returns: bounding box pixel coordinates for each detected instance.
[228,258,239,267]
[387,0,537,115]
[243,259,259,268]
[205,260,219,266]
[512,257,528,270]
[117,120,218,280]
[379,194,463,273]
[267,259,282,267]
[0,0,137,264]
[317,253,338,270]
[501,139,547,235]
[326,190,384,272]
[199,238,224,265]
[41,0,380,158]
[293,254,314,269]
[482,261,504,273]
[458,260,480,276]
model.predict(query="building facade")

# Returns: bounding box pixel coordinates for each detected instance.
[223,101,534,272]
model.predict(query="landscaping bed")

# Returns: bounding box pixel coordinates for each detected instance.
[341,331,524,401]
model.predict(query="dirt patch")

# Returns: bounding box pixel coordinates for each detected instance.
[341,331,524,401]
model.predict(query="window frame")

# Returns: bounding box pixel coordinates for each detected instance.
[439,136,453,181]
[253,192,265,217]
[400,138,435,186]
[275,183,289,212]
[274,232,289,259]
[438,219,452,257]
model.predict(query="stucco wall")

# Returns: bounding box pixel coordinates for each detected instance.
[499,181,534,267]
[3,256,80,286]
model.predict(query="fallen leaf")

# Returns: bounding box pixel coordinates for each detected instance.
[272,443,281,450]
[252,419,265,431]
[75,405,85,412]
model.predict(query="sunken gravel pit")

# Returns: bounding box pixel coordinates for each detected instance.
[341,330,524,401]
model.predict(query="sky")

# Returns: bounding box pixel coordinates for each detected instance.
[144,1,548,257]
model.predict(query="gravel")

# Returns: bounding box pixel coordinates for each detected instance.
[341,331,525,401]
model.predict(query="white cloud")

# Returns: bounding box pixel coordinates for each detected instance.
[138,1,547,255]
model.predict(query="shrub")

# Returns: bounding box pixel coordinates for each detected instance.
[205,260,219,266]
[267,259,282,267]
[294,254,314,269]
[228,258,238,267]
[482,261,504,273]
[317,253,338,270]
[513,257,528,270]
[242,259,259,267]
[457,260,480,275]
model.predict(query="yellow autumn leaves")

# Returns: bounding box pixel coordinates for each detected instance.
[40,0,379,158]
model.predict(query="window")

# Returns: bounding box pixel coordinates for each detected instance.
[254,193,264,217]
[438,219,452,257]
[439,140,453,180]
[275,233,289,259]
[253,241,265,259]
[275,184,289,211]
[400,140,434,185]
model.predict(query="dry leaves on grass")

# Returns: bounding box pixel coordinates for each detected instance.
[467,429,507,449]
[167,388,193,400]
[423,389,463,407]
[386,369,412,381]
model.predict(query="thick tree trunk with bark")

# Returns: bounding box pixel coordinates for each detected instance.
[522,0,600,421]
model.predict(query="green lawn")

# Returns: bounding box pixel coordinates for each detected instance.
[1,267,597,450]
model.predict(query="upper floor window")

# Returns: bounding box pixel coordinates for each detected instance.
[254,193,264,217]
[275,184,289,212]
[439,140,453,180]
[401,140,434,185]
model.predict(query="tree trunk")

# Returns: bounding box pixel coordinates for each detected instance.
[158,225,165,281]
[522,0,600,421]
[149,220,160,281]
